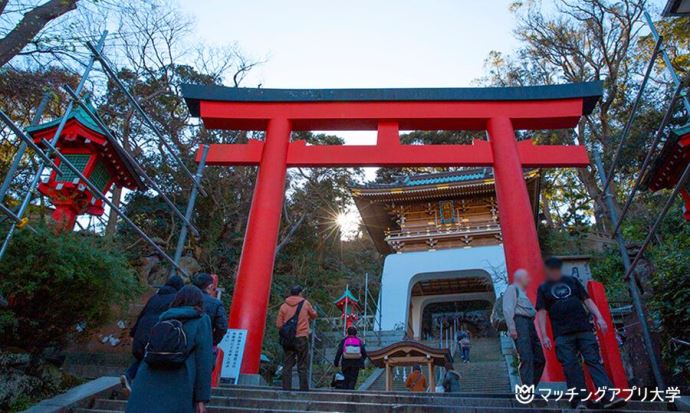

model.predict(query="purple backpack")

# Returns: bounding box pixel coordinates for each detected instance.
[343,336,362,359]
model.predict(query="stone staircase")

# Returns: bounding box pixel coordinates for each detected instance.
[454,337,512,393]
[69,383,675,412]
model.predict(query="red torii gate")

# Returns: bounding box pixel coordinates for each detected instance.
[181,82,603,382]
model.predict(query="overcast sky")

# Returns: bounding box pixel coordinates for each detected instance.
[178,0,522,89]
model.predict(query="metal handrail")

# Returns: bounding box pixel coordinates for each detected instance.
[602,35,663,194]
[63,85,201,238]
[644,11,690,114]
[85,41,206,197]
[0,32,107,260]
[670,337,690,348]
[40,138,190,278]
[613,83,683,235]
[0,110,63,172]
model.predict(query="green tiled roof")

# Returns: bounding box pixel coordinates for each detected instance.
[26,102,106,135]
[334,287,359,304]
[357,168,494,190]
[26,102,146,191]
[671,122,690,138]
[401,169,491,186]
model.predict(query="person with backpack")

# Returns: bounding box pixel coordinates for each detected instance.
[333,326,368,390]
[405,365,427,392]
[126,285,213,413]
[503,268,545,387]
[120,275,184,393]
[275,285,317,391]
[441,362,461,393]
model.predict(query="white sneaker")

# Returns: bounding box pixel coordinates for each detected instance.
[120,375,132,397]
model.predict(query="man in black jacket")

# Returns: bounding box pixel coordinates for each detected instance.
[193,273,229,346]
[121,275,184,393]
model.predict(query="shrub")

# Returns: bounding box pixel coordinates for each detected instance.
[0,225,140,353]
[648,229,690,383]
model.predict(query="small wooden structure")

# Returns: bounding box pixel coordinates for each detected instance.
[367,341,451,392]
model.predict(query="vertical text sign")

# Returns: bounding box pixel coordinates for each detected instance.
[218,329,248,383]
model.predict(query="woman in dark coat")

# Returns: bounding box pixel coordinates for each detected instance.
[122,275,184,390]
[126,285,213,413]
[334,326,368,390]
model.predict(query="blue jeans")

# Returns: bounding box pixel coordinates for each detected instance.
[460,346,470,362]
[555,331,614,405]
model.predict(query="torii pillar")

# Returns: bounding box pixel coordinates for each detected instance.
[182,82,607,382]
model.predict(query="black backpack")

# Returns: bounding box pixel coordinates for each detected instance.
[279,300,305,350]
[143,319,190,368]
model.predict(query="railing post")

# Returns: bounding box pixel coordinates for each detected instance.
[593,151,665,389]
[308,319,316,387]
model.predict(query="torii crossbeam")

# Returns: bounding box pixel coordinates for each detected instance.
[182,82,602,381]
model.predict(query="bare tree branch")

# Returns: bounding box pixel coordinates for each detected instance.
[0,0,79,67]
[275,214,307,257]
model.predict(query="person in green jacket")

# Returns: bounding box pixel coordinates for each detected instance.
[126,285,213,413]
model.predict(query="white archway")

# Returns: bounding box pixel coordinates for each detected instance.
[376,244,507,335]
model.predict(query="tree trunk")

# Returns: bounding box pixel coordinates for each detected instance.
[105,186,122,237]
[576,167,613,231]
[274,214,306,257]
[0,0,79,67]
[541,196,555,228]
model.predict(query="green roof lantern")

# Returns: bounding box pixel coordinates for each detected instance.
[27,101,144,232]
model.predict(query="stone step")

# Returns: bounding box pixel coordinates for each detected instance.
[78,396,672,413]
[65,381,672,413]
[454,360,512,393]
[74,410,120,413]
[74,408,311,413]
[209,387,670,411]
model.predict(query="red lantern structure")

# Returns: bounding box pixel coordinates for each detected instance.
[643,123,690,221]
[28,105,144,232]
[334,287,360,332]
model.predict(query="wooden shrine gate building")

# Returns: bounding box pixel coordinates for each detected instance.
[181,82,622,383]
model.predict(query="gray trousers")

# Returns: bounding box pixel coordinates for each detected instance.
[555,331,614,403]
[513,315,545,386]
[282,336,310,391]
